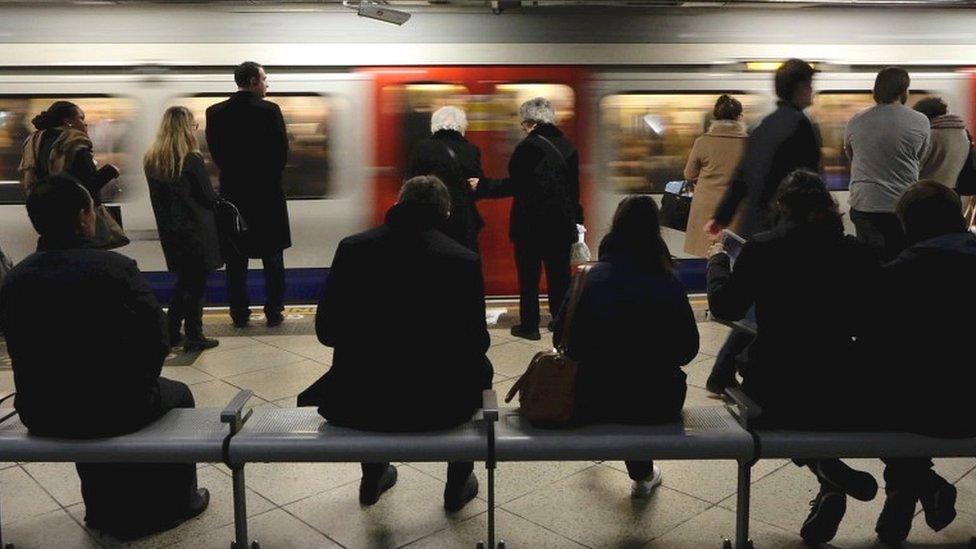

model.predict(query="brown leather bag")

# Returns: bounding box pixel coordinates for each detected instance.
[504,263,593,426]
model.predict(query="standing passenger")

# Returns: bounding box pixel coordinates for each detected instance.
[683,95,748,257]
[703,59,821,395]
[552,195,698,498]
[206,61,290,328]
[914,97,971,190]
[476,97,582,341]
[845,67,930,261]
[145,107,222,351]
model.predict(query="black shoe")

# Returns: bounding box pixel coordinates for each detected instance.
[184,488,210,521]
[919,472,957,532]
[359,465,397,506]
[183,337,220,352]
[801,488,847,545]
[876,489,916,546]
[169,332,183,348]
[510,324,541,341]
[266,313,284,328]
[705,367,738,396]
[444,473,479,513]
[232,316,250,328]
[813,459,879,502]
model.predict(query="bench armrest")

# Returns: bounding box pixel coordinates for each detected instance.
[724,387,761,428]
[220,389,254,425]
[481,390,499,422]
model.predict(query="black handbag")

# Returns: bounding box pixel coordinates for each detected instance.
[956,131,976,196]
[660,181,693,232]
[214,199,249,256]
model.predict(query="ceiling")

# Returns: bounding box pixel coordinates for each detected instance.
[4,0,976,7]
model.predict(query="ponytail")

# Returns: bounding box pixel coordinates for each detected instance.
[31,101,79,131]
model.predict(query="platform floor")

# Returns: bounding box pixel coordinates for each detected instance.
[0,311,974,548]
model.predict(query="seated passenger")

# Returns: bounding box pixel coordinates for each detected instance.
[298,175,492,511]
[914,97,971,191]
[863,181,976,545]
[706,170,881,545]
[0,177,209,540]
[552,195,699,498]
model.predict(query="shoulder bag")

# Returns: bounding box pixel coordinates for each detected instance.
[660,180,693,232]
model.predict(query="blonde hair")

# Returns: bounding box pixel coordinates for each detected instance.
[144,106,199,182]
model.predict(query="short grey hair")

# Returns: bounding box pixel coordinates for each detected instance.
[430,106,467,135]
[398,175,451,218]
[519,97,555,125]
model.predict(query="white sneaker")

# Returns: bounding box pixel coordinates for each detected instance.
[630,464,663,498]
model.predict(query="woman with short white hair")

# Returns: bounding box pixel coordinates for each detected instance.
[407,105,491,252]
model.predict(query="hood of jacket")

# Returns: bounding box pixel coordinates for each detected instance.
[384,201,448,233]
[903,231,976,258]
[930,114,967,130]
[707,120,748,138]
[529,123,564,139]
[432,129,465,142]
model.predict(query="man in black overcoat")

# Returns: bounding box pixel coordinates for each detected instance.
[206,61,290,327]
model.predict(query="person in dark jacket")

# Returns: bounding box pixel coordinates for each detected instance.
[206,61,290,328]
[552,195,698,498]
[145,106,223,351]
[298,176,492,512]
[707,170,880,545]
[407,106,486,252]
[861,181,974,546]
[0,177,208,540]
[703,59,822,396]
[476,97,583,341]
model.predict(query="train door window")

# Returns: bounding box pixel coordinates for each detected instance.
[808,91,931,190]
[492,84,575,150]
[381,83,469,172]
[0,96,136,204]
[172,94,334,199]
[599,93,763,194]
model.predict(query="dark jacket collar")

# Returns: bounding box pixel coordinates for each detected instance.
[232,90,261,102]
[530,123,563,139]
[775,100,804,112]
[598,232,667,274]
[432,129,464,142]
[385,202,447,233]
[904,231,976,257]
[36,234,95,252]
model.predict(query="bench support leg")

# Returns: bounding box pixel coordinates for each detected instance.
[229,465,258,549]
[731,459,752,549]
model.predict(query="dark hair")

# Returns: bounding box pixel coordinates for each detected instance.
[398,175,451,217]
[873,67,911,104]
[713,94,742,121]
[26,175,93,237]
[31,101,80,131]
[896,180,966,244]
[774,59,815,102]
[913,96,948,120]
[234,61,263,88]
[608,195,674,273]
[774,170,843,234]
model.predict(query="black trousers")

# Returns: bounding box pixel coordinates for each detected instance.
[168,267,208,340]
[882,458,935,493]
[362,461,473,489]
[625,460,656,482]
[514,239,571,330]
[224,246,285,321]
[850,209,906,263]
[77,378,198,540]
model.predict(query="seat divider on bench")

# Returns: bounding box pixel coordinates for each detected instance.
[479,390,501,549]
[725,387,762,549]
[220,389,256,549]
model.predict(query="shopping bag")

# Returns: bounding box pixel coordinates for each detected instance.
[570,224,591,265]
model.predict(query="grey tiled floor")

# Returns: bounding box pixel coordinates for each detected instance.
[0,317,974,548]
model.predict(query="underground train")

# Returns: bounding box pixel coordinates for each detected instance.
[0,4,975,299]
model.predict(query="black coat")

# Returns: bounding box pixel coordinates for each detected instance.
[713,102,822,237]
[407,130,485,252]
[146,152,223,272]
[478,124,582,246]
[553,233,698,424]
[205,91,290,257]
[298,202,493,432]
[0,236,170,438]
[707,221,879,429]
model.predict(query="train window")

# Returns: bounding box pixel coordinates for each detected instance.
[172,94,334,199]
[0,96,136,204]
[600,93,764,194]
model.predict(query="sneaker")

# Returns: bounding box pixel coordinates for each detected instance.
[183,337,220,352]
[801,488,847,545]
[359,465,397,506]
[630,464,663,498]
[876,489,916,546]
[444,473,479,512]
[266,313,284,328]
[919,473,957,532]
[813,459,879,502]
[510,324,541,341]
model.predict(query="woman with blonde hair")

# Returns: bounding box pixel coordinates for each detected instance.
[145,106,222,351]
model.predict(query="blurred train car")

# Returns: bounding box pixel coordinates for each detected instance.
[0,4,973,300]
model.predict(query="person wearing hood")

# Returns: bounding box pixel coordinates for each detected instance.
[298,176,492,513]
[551,195,698,499]
[914,97,971,190]
[683,95,749,257]
[859,180,976,546]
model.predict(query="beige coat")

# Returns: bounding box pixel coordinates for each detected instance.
[919,114,970,189]
[683,120,748,257]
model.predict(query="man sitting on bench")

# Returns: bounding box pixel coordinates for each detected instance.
[299,175,492,512]
[0,176,209,540]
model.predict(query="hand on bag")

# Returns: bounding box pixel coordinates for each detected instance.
[706,241,726,259]
[468,178,479,191]
[704,219,725,242]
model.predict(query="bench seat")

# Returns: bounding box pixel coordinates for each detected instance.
[756,430,976,460]
[0,408,229,463]
[228,407,488,464]
[495,405,754,461]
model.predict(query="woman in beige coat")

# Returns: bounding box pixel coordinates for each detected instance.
[683,95,748,257]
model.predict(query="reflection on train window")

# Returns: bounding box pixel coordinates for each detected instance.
[173,94,334,199]
[382,83,469,173]
[601,93,763,194]
[0,96,136,204]
[808,92,930,190]
[493,83,575,150]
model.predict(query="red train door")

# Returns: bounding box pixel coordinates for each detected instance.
[361,66,589,296]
